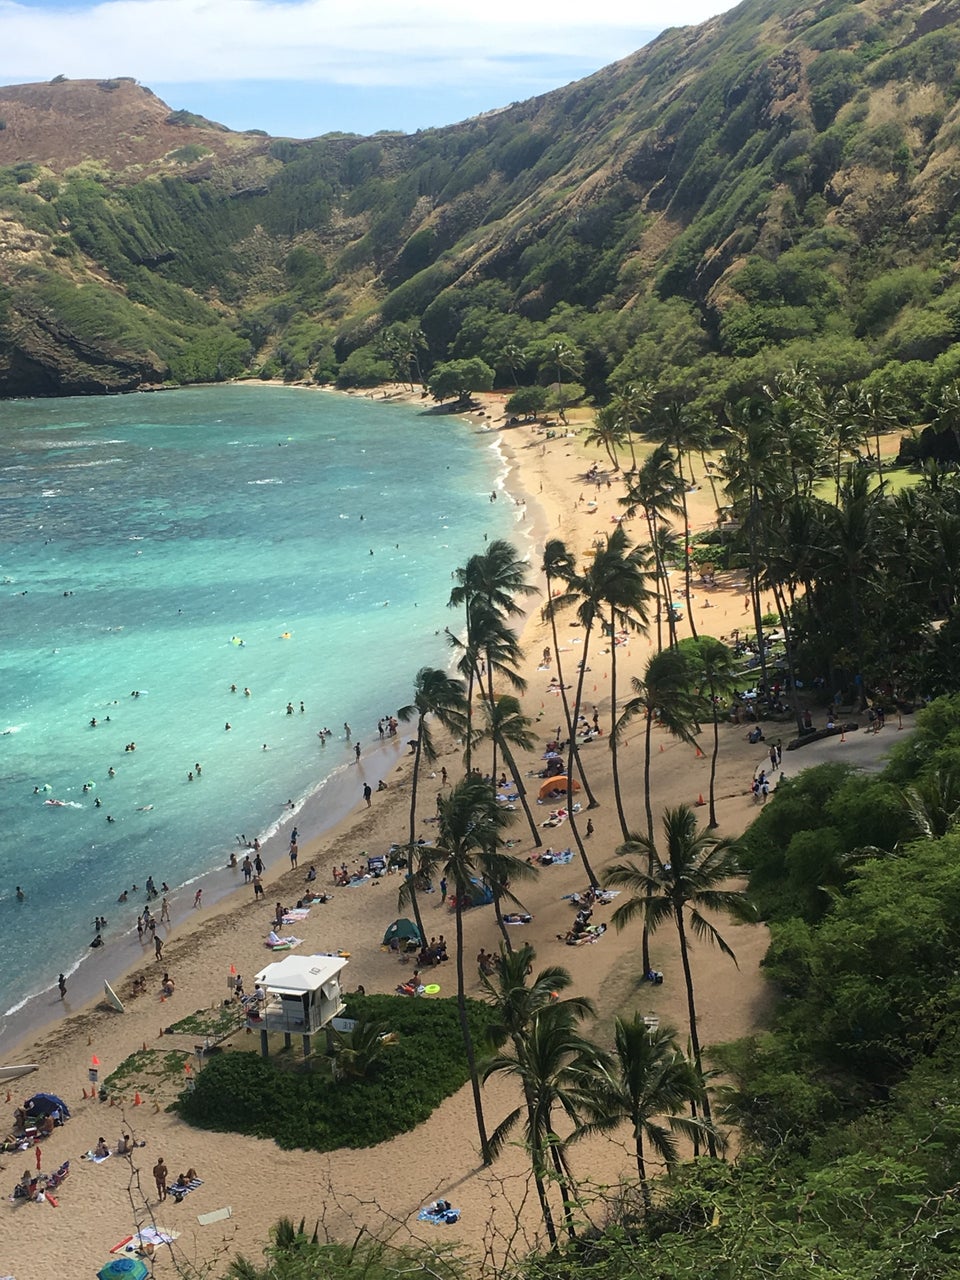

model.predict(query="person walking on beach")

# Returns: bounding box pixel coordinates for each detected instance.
[354,742,361,762]
[242,855,252,883]
[253,875,264,900]
[58,972,66,1000]
[193,888,202,909]
[289,843,298,869]
[254,852,264,875]
[363,783,372,808]
[160,896,171,923]
[136,914,144,942]
[154,935,164,962]
[153,1157,168,1201]
[439,876,447,905]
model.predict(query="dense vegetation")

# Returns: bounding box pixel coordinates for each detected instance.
[177,994,495,1151]
[7,0,960,409]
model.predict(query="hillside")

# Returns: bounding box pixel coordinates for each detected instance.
[3,0,960,403]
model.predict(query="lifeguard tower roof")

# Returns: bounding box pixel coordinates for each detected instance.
[255,953,348,996]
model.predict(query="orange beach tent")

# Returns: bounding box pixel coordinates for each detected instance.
[538,776,581,801]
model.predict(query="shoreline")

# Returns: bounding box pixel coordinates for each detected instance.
[0,385,523,1062]
[1,381,912,1279]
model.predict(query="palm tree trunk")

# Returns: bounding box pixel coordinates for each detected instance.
[708,697,721,830]
[640,711,654,976]
[565,625,601,889]
[547,576,599,808]
[526,1100,558,1246]
[406,729,428,945]
[548,1141,578,1242]
[455,898,491,1164]
[493,890,513,952]
[674,445,699,641]
[771,582,804,735]
[609,619,630,839]
[674,908,717,1157]
[636,1130,650,1212]
[498,738,542,847]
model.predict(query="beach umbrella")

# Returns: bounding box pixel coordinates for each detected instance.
[24,1092,70,1119]
[97,1259,149,1280]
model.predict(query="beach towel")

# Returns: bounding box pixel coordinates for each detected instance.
[281,909,310,921]
[197,1206,231,1225]
[111,1228,179,1253]
[265,933,302,949]
[418,1206,461,1225]
[83,1150,111,1163]
[170,1177,203,1203]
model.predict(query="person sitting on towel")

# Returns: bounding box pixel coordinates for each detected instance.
[95,1136,110,1158]
[430,1199,452,1215]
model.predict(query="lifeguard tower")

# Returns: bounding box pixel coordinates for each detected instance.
[250,953,348,1060]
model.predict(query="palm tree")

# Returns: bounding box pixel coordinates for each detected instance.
[541,540,598,809]
[583,404,627,471]
[611,382,651,472]
[604,804,754,1155]
[574,1016,720,1211]
[597,539,653,839]
[397,667,467,946]
[852,383,901,490]
[329,1017,397,1082]
[621,444,683,650]
[480,944,594,1240]
[688,637,736,829]
[547,525,647,887]
[434,776,526,1165]
[546,340,581,425]
[449,540,536,768]
[472,693,541,847]
[476,846,539,951]
[616,648,701,972]
[484,999,606,1244]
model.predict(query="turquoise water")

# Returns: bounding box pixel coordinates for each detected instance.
[0,385,519,1034]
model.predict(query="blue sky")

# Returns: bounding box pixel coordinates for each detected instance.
[0,1,739,137]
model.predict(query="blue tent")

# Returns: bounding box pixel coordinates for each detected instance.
[24,1092,70,1120]
[463,878,494,908]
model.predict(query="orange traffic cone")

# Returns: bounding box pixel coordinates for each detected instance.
[695,745,704,758]
[133,1092,142,1106]
[695,794,705,807]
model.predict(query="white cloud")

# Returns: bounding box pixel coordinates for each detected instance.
[0,0,739,87]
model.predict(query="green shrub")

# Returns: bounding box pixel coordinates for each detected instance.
[177,995,494,1151]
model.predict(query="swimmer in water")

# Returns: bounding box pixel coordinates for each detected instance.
[108,767,116,778]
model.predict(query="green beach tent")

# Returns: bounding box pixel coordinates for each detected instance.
[382,918,423,948]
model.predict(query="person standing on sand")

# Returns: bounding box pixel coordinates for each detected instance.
[289,843,298,869]
[363,783,372,808]
[160,896,171,923]
[193,888,202,909]
[154,935,164,962]
[153,1157,168,1201]
[354,742,361,762]
[58,972,66,999]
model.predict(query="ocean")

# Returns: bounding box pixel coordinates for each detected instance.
[0,384,520,1047]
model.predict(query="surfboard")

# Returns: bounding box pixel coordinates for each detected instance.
[104,980,125,1013]
[0,1062,38,1082]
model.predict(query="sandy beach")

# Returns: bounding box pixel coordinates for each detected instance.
[0,386,909,1279]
